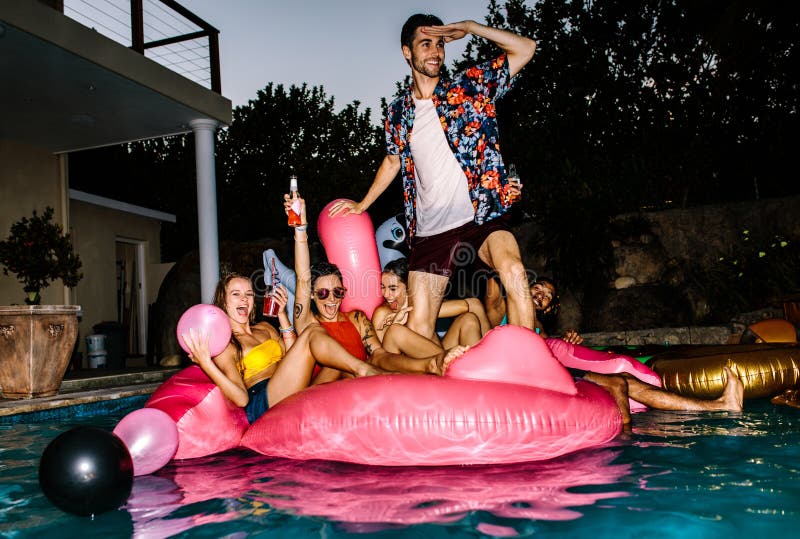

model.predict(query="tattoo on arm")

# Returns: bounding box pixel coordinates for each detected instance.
[359,314,378,356]
[294,304,303,320]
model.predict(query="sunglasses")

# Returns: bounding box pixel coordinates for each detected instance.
[314,287,347,300]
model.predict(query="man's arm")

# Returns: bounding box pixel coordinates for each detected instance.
[328,154,400,217]
[422,20,536,77]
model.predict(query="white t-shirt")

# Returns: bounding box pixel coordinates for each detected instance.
[410,98,474,236]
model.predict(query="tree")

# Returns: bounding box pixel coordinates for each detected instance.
[70,84,386,260]
[454,0,800,291]
[216,83,386,241]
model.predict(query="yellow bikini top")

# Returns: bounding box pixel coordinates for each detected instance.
[238,339,283,382]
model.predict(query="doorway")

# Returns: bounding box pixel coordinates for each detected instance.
[115,238,147,357]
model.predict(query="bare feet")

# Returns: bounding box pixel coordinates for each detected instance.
[355,363,390,377]
[585,373,632,426]
[428,345,470,375]
[771,388,800,409]
[716,366,744,412]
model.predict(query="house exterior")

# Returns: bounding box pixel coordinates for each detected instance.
[0,0,231,366]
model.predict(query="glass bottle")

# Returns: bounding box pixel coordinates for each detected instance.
[507,163,521,202]
[287,175,302,226]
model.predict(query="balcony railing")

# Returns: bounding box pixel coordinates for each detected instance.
[60,0,221,93]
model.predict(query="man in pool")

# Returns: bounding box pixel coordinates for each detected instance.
[328,14,537,341]
[486,274,745,425]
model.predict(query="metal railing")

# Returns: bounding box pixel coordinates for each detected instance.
[61,0,221,93]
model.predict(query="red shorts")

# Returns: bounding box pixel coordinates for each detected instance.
[408,214,512,278]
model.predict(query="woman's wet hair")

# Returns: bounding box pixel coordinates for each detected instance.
[382,257,409,284]
[401,13,444,48]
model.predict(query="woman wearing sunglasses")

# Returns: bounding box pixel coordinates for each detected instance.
[285,194,468,383]
[372,257,491,359]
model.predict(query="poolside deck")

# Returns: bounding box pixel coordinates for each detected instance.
[0,358,180,419]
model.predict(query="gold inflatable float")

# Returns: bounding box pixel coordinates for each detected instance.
[647,343,800,399]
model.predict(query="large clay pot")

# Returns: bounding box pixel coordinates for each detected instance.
[0,305,80,399]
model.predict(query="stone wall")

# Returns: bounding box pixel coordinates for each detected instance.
[634,195,800,268]
[527,195,800,338]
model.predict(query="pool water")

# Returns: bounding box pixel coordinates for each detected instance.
[1,399,798,538]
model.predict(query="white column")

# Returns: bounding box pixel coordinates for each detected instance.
[190,119,220,303]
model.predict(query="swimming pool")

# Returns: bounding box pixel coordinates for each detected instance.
[1,399,798,538]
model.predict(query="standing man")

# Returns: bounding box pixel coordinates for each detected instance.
[329,14,537,339]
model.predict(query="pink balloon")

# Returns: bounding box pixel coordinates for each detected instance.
[114,408,179,476]
[176,304,232,357]
[317,198,383,318]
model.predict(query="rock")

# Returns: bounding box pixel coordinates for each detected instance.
[159,354,181,367]
[614,276,637,289]
[587,285,692,331]
[553,289,583,335]
[611,236,668,285]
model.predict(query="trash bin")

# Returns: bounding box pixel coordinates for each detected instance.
[85,334,107,369]
[92,321,128,370]
[88,351,107,369]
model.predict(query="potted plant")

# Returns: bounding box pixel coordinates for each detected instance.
[0,207,83,399]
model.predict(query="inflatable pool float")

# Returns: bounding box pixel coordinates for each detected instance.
[317,198,383,318]
[545,338,662,413]
[129,448,629,533]
[146,326,622,466]
[646,343,800,399]
[375,213,408,268]
[741,318,797,344]
[146,366,249,459]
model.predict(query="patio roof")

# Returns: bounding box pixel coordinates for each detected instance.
[0,0,232,154]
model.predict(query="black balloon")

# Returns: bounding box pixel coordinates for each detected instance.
[39,426,134,516]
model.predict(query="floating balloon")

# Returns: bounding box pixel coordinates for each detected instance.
[39,426,133,516]
[113,408,179,476]
[317,199,383,318]
[176,304,232,357]
[375,213,408,269]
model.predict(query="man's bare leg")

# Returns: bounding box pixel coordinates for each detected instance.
[586,367,744,417]
[583,372,631,426]
[478,230,534,329]
[406,270,449,341]
[625,366,743,412]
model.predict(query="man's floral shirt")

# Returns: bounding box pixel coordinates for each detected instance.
[386,54,517,238]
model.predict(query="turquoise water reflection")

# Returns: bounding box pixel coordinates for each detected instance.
[1,400,798,538]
